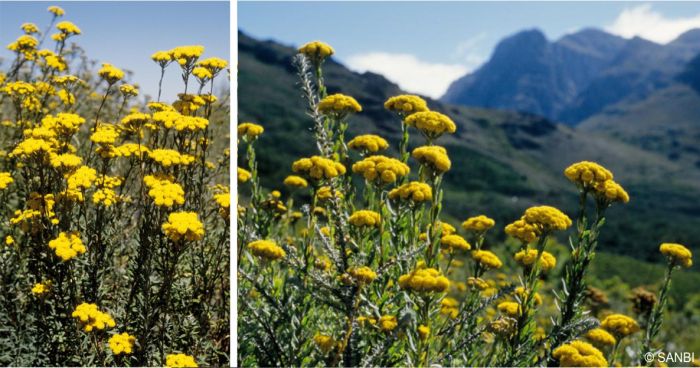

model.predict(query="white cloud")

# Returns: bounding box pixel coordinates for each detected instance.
[344,52,469,99]
[606,4,700,44]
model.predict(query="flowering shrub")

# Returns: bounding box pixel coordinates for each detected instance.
[0,6,229,366]
[237,39,696,367]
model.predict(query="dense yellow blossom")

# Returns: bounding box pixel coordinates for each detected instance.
[318,94,362,117]
[472,250,503,269]
[405,111,456,139]
[552,340,608,367]
[564,161,613,189]
[498,301,522,317]
[98,63,124,84]
[119,84,139,97]
[384,95,429,116]
[93,188,118,207]
[659,243,693,268]
[48,232,86,261]
[193,67,213,80]
[170,45,205,66]
[238,122,264,139]
[48,5,65,16]
[238,168,252,183]
[412,146,451,173]
[248,240,286,261]
[594,179,629,204]
[4,81,36,97]
[108,332,136,355]
[0,172,13,189]
[71,303,116,332]
[10,138,53,158]
[149,149,195,167]
[173,94,205,115]
[56,21,81,35]
[162,212,205,242]
[514,249,557,272]
[352,155,409,185]
[144,175,185,207]
[388,181,432,202]
[7,35,38,59]
[298,41,334,63]
[121,112,150,132]
[42,113,85,136]
[165,353,198,368]
[399,266,450,293]
[90,124,119,145]
[316,186,344,201]
[379,315,398,332]
[418,325,430,340]
[523,206,572,233]
[504,218,538,243]
[116,143,149,158]
[585,328,616,348]
[292,156,346,180]
[348,210,381,228]
[313,334,336,353]
[197,57,228,74]
[347,134,389,153]
[21,23,39,34]
[31,282,50,295]
[283,175,308,188]
[66,166,97,190]
[440,297,459,319]
[152,50,172,65]
[467,277,489,290]
[349,266,377,284]
[600,314,639,337]
[462,215,496,232]
[440,234,471,251]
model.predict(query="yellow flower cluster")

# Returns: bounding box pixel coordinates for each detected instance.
[31,282,50,295]
[388,181,432,202]
[440,297,459,319]
[292,156,346,180]
[552,340,608,367]
[318,94,362,117]
[67,166,97,190]
[347,134,389,153]
[316,186,344,201]
[352,155,409,185]
[108,332,136,355]
[90,124,119,145]
[21,23,39,34]
[348,210,381,228]
[659,242,693,268]
[600,314,639,337]
[514,249,557,272]
[238,168,252,183]
[42,112,85,136]
[398,265,450,293]
[384,95,428,116]
[165,353,198,368]
[48,232,86,261]
[405,111,456,139]
[595,179,629,204]
[0,172,13,189]
[121,112,149,132]
[197,57,228,74]
[170,45,205,66]
[162,212,205,242]
[298,41,334,63]
[440,234,471,251]
[379,315,398,331]
[3,81,35,97]
[504,219,538,243]
[472,250,503,269]
[349,266,377,284]
[313,333,336,353]
[71,303,116,332]
[412,146,451,173]
[7,35,38,59]
[523,206,572,232]
[564,161,613,189]
[585,328,616,348]
[418,325,430,340]
[119,84,139,97]
[173,94,206,115]
[48,5,65,16]
[497,301,521,317]
[144,175,185,207]
[98,63,124,84]
[149,149,195,167]
[283,175,308,188]
[56,21,81,35]
[248,240,286,261]
[462,215,495,232]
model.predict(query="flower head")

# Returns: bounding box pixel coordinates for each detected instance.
[348,210,381,228]
[108,332,136,355]
[248,240,286,261]
[162,212,205,242]
[379,315,398,332]
[564,161,613,189]
[238,122,264,139]
[594,179,629,204]
[298,41,334,64]
[98,63,124,84]
[514,249,557,272]
[352,155,409,185]
[348,266,377,284]
[165,353,198,368]
[384,95,428,116]
[313,333,336,353]
[292,156,346,180]
[48,232,86,261]
[283,175,308,188]
[659,243,693,268]
[48,6,65,16]
[440,234,471,251]
[600,313,639,338]
[399,264,450,293]
[238,168,252,183]
[388,181,432,203]
[585,328,616,348]
[318,94,362,118]
[462,215,495,232]
[552,340,608,367]
[347,134,389,154]
[405,111,456,140]
[412,146,451,173]
[472,250,503,269]
[71,303,116,332]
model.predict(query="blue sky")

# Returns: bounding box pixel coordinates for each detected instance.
[1,1,229,101]
[239,2,700,98]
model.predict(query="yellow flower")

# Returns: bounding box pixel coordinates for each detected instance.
[552,340,608,367]
[412,146,451,173]
[48,5,65,16]
[170,45,205,67]
[98,63,124,84]
[197,57,228,75]
[348,210,381,228]
[149,149,195,167]
[347,134,389,153]
[440,297,459,319]
[151,50,172,65]
[349,266,377,284]
[462,215,495,232]
[418,325,430,340]
[388,181,432,203]
[10,138,54,158]
[165,353,198,368]
[116,143,149,158]
[600,314,639,338]
[313,333,336,353]
[93,188,118,207]
[564,161,613,189]
[144,175,185,208]
[399,266,450,293]
[7,35,38,59]
[48,232,86,261]
[594,179,629,204]
[173,94,205,115]
[90,124,119,145]
[108,332,136,355]
[0,172,13,189]
[522,206,572,233]
[298,41,334,63]
[405,111,456,140]
[659,243,693,268]
[514,286,542,307]
[31,282,50,295]
[162,212,205,242]
[497,301,521,317]
[292,156,346,180]
[585,328,616,348]
[238,168,252,183]
[472,250,503,269]
[21,23,39,34]
[504,218,539,243]
[71,303,116,332]
[238,122,264,139]
[5,236,15,246]
[3,81,35,97]
[119,84,139,97]
[514,249,557,272]
[318,94,362,117]
[384,95,429,116]
[192,67,213,81]
[283,175,308,188]
[352,155,409,185]
[379,315,398,332]
[248,240,285,261]
[467,277,489,290]
[440,234,471,251]
[316,186,344,202]
[67,166,97,190]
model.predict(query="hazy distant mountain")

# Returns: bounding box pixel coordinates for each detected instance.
[238,31,700,260]
[442,28,700,124]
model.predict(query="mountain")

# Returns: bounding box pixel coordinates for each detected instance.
[442,28,700,125]
[238,31,700,261]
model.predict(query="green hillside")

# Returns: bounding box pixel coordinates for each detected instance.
[237,31,700,262]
